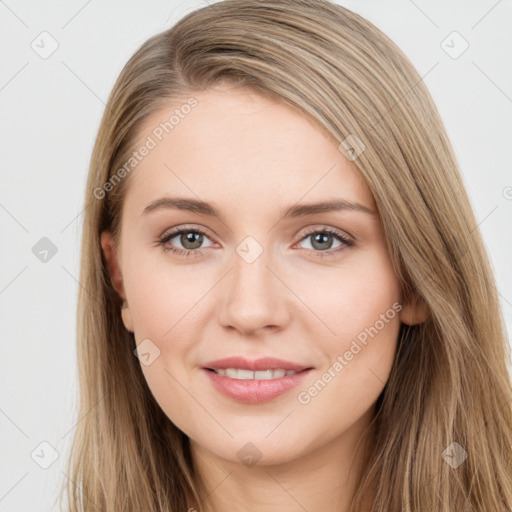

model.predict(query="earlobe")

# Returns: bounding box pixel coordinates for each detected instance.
[400,298,429,326]
[121,301,134,333]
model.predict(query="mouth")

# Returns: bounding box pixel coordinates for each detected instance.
[201,356,314,403]
[204,368,304,379]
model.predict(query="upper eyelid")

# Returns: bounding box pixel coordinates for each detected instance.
[161,224,213,238]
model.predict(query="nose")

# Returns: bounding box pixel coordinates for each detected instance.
[217,243,291,336]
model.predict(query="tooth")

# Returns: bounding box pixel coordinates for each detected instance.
[236,369,255,380]
[254,370,274,380]
[215,368,299,379]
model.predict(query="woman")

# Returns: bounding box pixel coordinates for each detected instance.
[62,0,512,510]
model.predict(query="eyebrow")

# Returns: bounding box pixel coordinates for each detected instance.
[142,196,377,220]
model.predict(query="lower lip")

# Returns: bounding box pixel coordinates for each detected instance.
[202,368,313,404]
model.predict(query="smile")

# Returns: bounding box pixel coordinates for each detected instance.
[210,368,298,379]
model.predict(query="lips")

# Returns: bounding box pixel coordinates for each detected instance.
[201,356,314,404]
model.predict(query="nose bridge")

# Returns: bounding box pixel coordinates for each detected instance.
[217,235,289,333]
[233,239,272,293]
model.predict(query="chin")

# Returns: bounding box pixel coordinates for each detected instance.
[194,433,310,468]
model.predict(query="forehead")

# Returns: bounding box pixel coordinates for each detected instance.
[123,84,375,219]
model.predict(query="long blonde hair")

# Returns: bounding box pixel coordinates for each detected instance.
[60,1,512,510]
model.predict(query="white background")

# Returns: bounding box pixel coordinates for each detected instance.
[1,1,511,510]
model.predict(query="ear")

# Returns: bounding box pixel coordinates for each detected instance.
[100,231,134,332]
[100,231,125,300]
[400,296,429,326]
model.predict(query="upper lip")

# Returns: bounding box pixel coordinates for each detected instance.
[202,356,311,372]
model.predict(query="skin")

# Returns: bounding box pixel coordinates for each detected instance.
[101,81,428,511]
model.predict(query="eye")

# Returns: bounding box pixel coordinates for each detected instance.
[158,226,215,257]
[295,227,353,257]
[158,225,353,258]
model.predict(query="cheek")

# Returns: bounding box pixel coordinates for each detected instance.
[292,249,401,349]
[290,250,402,415]
[123,256,215,407]
[293,282,401,443]
[300,254,401,411]
[124,251,214,340]
[125,258,207,428]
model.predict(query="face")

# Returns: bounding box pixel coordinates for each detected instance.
[101,82,425,466]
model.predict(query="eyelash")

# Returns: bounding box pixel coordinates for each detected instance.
[158,226,354,259]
